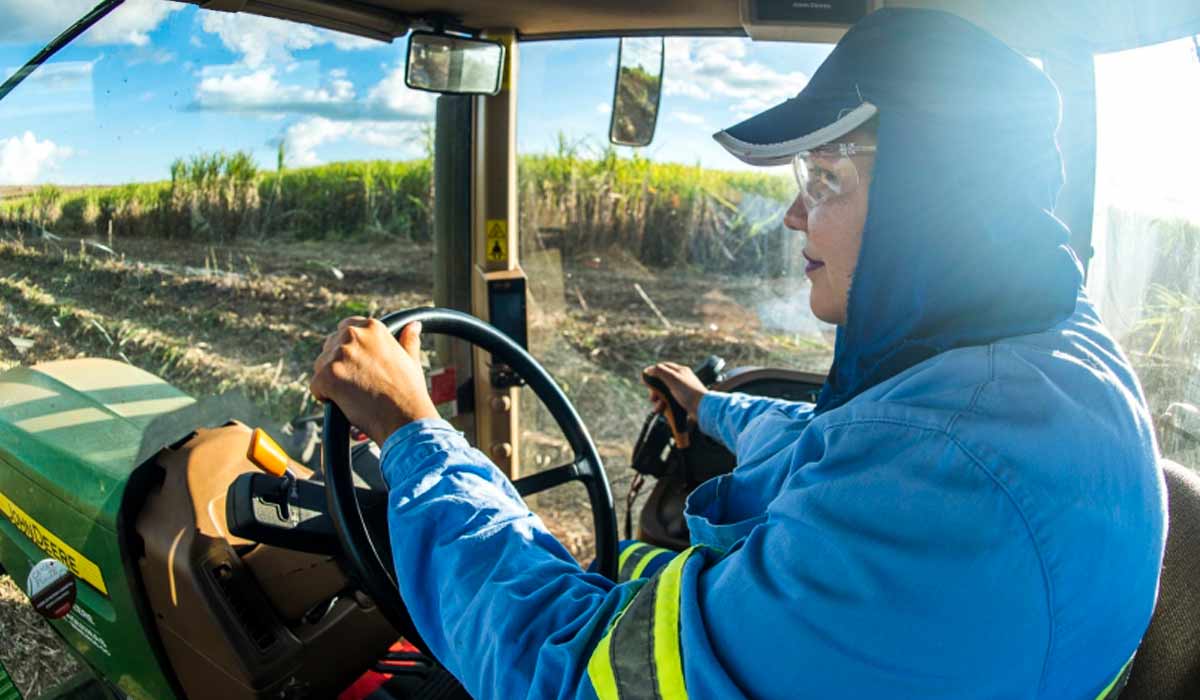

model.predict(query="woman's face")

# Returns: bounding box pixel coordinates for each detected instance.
[784,128,877,326]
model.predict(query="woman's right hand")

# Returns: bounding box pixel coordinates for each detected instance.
[643,362,708,422]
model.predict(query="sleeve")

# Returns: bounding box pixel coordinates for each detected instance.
[697,390,814,452]
[380,417,630,700]
[383,416,1052,700]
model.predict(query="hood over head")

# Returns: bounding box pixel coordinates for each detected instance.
[715,8,1084,413]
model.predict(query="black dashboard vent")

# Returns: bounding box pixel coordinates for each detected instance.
[211,563,278,652]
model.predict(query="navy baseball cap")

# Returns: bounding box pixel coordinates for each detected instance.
[713,8,1061,166]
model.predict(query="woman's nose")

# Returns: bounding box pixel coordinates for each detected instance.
[784,192,808,232]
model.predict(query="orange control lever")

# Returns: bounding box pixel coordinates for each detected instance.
[642,371,691,449]
[247,427,292,477]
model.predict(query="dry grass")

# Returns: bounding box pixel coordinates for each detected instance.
[0,185,97,202]
[0,573,83,698]
[0,236,432,419]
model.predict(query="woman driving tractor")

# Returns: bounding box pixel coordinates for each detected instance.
[310,8,1166,699]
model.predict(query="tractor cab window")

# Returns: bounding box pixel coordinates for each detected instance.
[1090,36,1200,469]
[1,6,441,691]
[0,1,439,425]
[515,37,836,549]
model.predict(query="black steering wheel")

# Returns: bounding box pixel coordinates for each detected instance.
[323,307,619,652]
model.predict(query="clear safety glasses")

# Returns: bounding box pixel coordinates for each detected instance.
[791,143,877,209]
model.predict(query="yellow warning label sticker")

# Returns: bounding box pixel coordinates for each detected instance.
[486,219,508,262]
[0,491,108,596]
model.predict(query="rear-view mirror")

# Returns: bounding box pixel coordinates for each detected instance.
[609,37,665,147]
[405,31,505,96]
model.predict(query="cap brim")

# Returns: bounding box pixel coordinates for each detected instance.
[713,100,878,166]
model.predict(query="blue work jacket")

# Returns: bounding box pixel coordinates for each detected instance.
[379,297,1166,699]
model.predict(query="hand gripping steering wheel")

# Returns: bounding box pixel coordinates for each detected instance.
[323,307,619,653]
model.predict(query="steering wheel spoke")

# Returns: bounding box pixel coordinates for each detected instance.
[514,456,593,497]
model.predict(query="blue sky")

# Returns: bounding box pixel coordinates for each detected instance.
[0,0,831,185]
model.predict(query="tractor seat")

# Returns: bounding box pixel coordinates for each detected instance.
[1122,458,1200,698]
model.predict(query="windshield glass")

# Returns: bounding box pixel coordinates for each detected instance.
[514,37,835,551]
[0,1,172,67]
[1090,36,1200,470]
[0,0,439,420]
[1,5,450,693]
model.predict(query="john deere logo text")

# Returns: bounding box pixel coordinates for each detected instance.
[0,491,107,595]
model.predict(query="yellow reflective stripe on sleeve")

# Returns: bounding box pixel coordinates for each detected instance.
[628,547,669,581]
[617,542,649,576]
[587,547,700,700]
[1094,655,1134,700]
[652,548,691,699]
[587,580,647,700]
[587,624,620,700]
[619,542,676,582]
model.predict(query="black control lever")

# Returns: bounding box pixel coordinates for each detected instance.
[227,473,386,556]
[631,355,727,475]
[642,371,691,449]
[694,355,727,387]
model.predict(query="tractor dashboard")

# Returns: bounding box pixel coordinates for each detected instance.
[134,421,396,699]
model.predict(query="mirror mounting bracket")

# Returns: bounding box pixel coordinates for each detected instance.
[412,12,470,37]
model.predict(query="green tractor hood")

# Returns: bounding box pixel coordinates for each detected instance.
[0,359,195,528]
[0,359,195,700]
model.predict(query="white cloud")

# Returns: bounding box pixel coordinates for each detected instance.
[730,110,756,123]
[11,60,94,93]
[0,132,73,185]
[621,37,663,73]
[329,34,379,51]
[364,64,436,118]
[0,0,179,46]
[200,13,315,68]
[355,121,428,150]
[672,111,706,126]
[282,116,426,166]
[193,62,435,122]
[199,12,378,68]
[192,55,434,167]
[195,66,356,112]
[283,117,353,166]
[126,47,176,65]
[665,38,809,116]
[596,101,611,115]
[85,0,180,46]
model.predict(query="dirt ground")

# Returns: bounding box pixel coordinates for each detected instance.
[0,232,831,691]
[1,574,82,698]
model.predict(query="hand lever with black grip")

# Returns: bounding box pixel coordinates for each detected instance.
[642,371,691,449]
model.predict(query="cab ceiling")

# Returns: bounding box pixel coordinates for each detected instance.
[188,0,742,41]
[186,0,1200,53]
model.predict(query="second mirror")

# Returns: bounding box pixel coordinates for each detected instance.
[609,37,665,147]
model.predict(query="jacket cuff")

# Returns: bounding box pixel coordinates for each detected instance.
[697,391,733,439]
[379,417,466,487]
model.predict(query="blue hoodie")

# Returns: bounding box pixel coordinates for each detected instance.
[378,9,1166,699]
